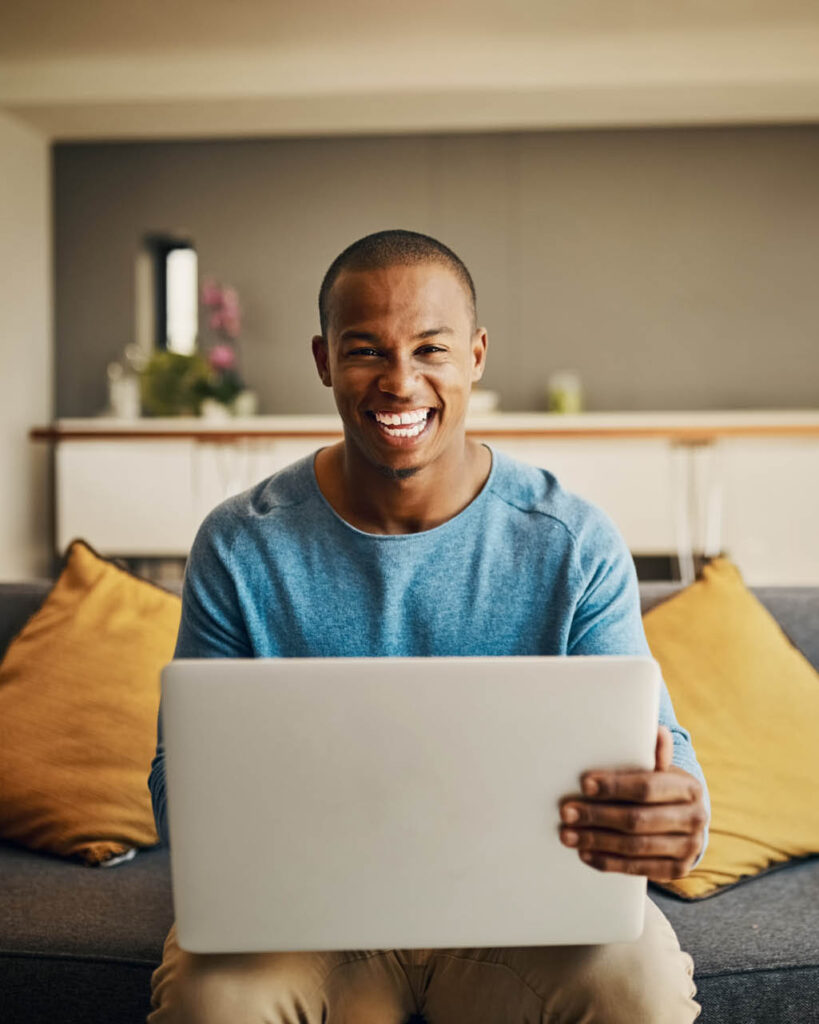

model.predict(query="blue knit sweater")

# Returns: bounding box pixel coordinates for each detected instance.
[149,447,709,852]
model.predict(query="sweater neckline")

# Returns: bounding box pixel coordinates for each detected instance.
[307,444,497,542]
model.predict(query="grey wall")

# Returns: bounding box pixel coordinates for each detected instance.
[54,127,819,417]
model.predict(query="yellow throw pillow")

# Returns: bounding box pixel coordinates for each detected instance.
[644,558,819,899]
[0,540,181,865]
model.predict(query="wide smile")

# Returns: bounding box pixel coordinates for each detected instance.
[366,407,437,445]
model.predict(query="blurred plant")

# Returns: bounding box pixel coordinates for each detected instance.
[140,280,250,416]
[202,279,241,339]
[199,278,245,407]
[140,351,211,416]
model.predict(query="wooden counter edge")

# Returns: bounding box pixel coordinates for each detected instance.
[29,424,819,442]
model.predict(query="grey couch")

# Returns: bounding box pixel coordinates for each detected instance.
[1,580,818,1024]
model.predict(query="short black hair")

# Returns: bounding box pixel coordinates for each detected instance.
[318,229,477,336]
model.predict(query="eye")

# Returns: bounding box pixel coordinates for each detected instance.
[348,347,380,357]
[417,345,446,355]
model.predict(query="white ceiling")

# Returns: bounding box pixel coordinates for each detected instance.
[1,0,818,139]
[2,0,817,58]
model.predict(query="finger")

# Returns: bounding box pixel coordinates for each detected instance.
[655,725,674,772]
[560,799,707,835]
[560,826,704,862]
[577,851,696,881]
[580,767,702,804]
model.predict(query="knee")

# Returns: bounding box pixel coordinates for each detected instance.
[174,964,256,1024]
[582,928,699,1024]
[152,951,325,1024]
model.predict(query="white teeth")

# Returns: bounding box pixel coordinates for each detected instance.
[378,419,427,438]
[374,408,429,426]
[372,408,432,438]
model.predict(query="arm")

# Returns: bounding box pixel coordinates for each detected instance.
[148,512,252,846]
[563,514,710,879]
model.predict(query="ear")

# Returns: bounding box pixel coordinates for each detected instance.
[470,328,488,383]
[312,336,332,387]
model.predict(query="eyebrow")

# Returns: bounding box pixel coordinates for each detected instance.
[416,327,454,339]
[338,326,454,343]
[338,330,378,343]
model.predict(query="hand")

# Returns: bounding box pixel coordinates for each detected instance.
[558,725,707,882]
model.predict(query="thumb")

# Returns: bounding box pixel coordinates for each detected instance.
[655,725,674,772]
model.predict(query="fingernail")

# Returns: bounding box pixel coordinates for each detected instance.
[583,778,599,796]
[580,852,593,863]
[562,830,578,846]
[561,805,579,824]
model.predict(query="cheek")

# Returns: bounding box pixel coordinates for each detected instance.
[334,366,373,391]
[430,363,472,392]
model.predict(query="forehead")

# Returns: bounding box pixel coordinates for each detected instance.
[326,262,472,337]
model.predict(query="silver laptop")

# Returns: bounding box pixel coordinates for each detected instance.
[161,656,660,953]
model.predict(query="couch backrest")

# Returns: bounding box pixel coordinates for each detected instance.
[1,580,817,671]
[639,583,819,671]
[0,583,52,661]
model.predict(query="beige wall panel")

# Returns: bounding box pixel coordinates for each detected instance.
[54,127,819,418]
[0,113,51,578]
[426,134,517,402]
[513,127,819,411]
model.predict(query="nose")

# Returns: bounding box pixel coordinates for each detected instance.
[377,353,418,396]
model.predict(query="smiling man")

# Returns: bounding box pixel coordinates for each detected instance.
[148,229,708,1024]
[310,243,490,532]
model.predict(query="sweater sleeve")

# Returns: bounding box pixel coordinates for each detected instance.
[567,509,711,866]
[148,509,253,846]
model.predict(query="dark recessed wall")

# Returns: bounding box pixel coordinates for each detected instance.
[54,127,819,417]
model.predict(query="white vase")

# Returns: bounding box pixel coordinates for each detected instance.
[107,362,142,419]
[232,389,259,417]
[199,398,232,421]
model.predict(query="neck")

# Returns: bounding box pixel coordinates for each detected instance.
[315,438,491,535]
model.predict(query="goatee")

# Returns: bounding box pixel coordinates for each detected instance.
[376,463,420,481]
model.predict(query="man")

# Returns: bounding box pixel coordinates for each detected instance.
[148,229,709,1023]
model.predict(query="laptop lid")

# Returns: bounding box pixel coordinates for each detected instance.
[161,655,660,953]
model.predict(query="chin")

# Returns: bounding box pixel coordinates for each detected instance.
[374,462,421,481]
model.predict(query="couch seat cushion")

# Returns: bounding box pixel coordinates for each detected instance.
[0,840,174,1024]
[653,857,819,1021]
[0,840,173,961]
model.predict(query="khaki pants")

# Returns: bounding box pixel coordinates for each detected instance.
[148,897,699,1023]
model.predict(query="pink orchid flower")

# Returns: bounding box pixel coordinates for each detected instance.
[208,343,237,371]
[221,286,240,314]
[221,314,241,339]
[201,279,223,307]
[202,277,242,339]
